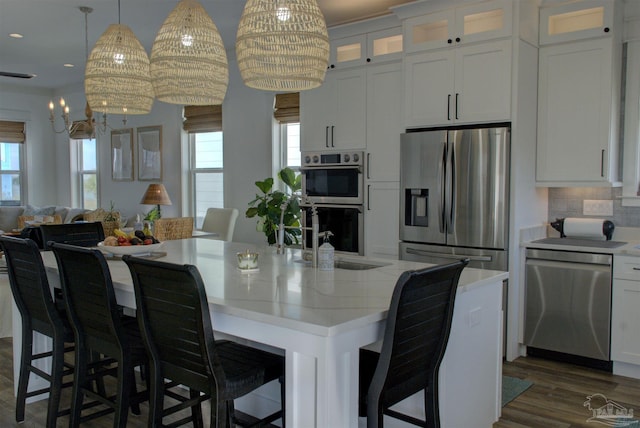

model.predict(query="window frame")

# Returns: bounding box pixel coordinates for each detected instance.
[0,141,25,206]
[72,137,99,210]
[189,131,224,228]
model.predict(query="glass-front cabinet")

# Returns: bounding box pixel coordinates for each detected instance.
[404,0,512,53]
[540,0,614,45]
[330,27,403,69]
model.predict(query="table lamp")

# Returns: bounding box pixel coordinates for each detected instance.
[140,183,172,218]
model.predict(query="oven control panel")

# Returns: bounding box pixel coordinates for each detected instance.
[302,151,363,167]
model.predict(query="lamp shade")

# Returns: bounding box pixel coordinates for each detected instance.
[236,0,329,91]
[150,0,228,105]
[140,183,172,206]
[85,24,154,115]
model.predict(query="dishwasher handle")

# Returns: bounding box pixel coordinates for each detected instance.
[406,247,492,262]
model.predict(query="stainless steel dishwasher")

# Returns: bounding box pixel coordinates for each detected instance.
[524,248,612,367]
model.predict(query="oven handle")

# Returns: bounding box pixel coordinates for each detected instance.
[406,247,492,262]
[303,203,363,212]
[300,165,363,173]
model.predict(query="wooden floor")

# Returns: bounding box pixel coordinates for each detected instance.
[2,336,640,427]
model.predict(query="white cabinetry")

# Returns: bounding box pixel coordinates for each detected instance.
[536,24,621,186]
[330,28,403,69]
[366,62,403,182]
[300,68,367,151]
[403,0,512,53]
[612,256,640,367]
[404,39,511,128]
[365,182,400,258]
[539,0,615,45]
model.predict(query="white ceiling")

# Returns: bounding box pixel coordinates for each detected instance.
[0,0,415,90]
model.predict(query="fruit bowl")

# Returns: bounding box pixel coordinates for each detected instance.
[97,241,165,256]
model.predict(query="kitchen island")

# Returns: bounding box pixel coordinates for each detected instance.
[19,238,507,427]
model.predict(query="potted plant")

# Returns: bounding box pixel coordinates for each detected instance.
[246,167,302,246]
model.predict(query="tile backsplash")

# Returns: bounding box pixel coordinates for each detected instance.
[548,187,640,227]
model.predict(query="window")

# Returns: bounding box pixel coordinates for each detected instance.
[282,122,301,170]
[190,132,224,228]
[0,142,23,205]
[0,120,25,206]
[75,138,98,209]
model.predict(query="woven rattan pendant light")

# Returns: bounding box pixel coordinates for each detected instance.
[150,0,228,105]
[84,1,153,115]
[236,0,329,91]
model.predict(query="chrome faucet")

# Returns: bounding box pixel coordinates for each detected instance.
[277,194,319,268]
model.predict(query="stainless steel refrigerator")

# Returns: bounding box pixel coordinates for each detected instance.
[399,125,510,271]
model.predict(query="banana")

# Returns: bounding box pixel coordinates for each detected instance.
[113,229,128,238]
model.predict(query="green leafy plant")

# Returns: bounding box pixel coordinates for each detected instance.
[246,167,302,246]
[144,206,161,221]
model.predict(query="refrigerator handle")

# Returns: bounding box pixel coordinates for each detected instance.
[439,142,447,234]
[448,142,456,230]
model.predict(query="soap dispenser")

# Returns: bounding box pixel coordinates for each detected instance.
[318,231,334,271]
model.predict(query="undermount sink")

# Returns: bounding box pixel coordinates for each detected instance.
[294,258,391,270]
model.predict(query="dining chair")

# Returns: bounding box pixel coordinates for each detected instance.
[200,207,239,241]
[50,242,148,427]
[39,221,105,250]
[122,255,286,428]
[152,216,194,241]
[359,258,469,428]
[0,236,74,428]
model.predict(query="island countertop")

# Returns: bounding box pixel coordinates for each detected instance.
[42,239,508,337]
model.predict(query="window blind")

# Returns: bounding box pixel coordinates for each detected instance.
[274,92,300,123]
[183,105,222,133]
[0,120,25,143]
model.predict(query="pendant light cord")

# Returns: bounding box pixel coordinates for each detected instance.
[118,0,121,25]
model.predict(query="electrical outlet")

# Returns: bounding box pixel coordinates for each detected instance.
[583,200,613,216]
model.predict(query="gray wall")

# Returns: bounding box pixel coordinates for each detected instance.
[548,187,640,227]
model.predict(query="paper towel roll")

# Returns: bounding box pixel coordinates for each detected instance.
[563,218,605,239]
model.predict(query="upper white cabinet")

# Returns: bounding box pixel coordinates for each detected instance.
[366,62,403,182]
[329,28,403,69]
[536,0,622,186]
[540,0,615,45]
[403,0,512,53]
[404,39,511,128]
[300,68,367,151]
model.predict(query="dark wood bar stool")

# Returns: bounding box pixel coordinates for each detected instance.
[50,242,148,428]
[122,255,286,428]
[39,222,105,250]
[359,259,468,428]
[0,236,75,428]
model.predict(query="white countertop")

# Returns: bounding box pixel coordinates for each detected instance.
[41,239,508,337]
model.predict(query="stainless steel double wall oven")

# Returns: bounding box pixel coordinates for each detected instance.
[300,151,364,255]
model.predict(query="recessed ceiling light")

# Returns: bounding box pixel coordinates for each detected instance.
[63,64,75,68]
[9,33,23,39]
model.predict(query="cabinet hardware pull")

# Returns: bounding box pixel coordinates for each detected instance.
[447,39,452,44]
[367,153,371,179]
[455,93,459,120]
[455,37,461,43]
[604,27,610,33]
[447,94,451,120]
[406,247,492,262]
[601,149,605,177]
[331,126,335,147]
[367,184,371,210]
[325,126,329,148]
[633,267,640,271]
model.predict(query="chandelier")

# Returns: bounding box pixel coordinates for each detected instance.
[150,0,228,105]
[236,0,329,91]
[49,7,99,139]
[84,0,153,115]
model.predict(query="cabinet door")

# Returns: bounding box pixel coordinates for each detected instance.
[404,9,455,53]
[612,278,640,365]
[454,39,512,124]
[540,0,614,45]
[330,34,366,69]
[333,68,367,150]
[365,181,400,258]
[367,62,402,181]
[404,50,455,128]
[454,0,513,45]
[537,38,614,184]
[300,77,336,151]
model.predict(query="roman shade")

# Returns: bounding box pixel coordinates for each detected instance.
[69,120,95,140]
[274,92,300,123]
[182,105,222,133]
[0,121,25,143]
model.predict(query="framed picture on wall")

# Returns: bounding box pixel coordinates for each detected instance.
[137,125,162,181]
[111,128,134,181]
